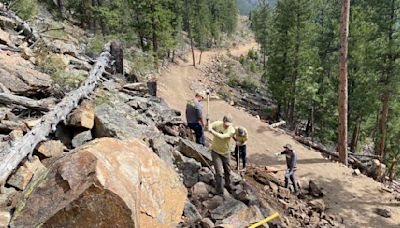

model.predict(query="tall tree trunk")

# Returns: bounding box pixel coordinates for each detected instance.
[350,118,361,153]
[338,0,350,165]
[377,88,390,158]
[199,50,203,65]
[263,48,267,69]
[289,10,301,130]
[151,4,159,69]
[185,0,195,66]
[388,156,398,181]
[376,0,396,160]
[91,0,98,34]
[97,0,107,36]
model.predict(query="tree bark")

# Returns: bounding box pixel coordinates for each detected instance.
[350,118,361,153]
[338,0,350,165]
[185,0,195,66]
[0,44,112,186]
[376,0,396,160]
[388,157,398,181]
[0,93,54,111]
[288,10,301,130]
[110,41,123,74]
[198,50,203,65]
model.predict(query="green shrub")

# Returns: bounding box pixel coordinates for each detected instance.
[249,61,257,73]
[227,76,239,87]
[7,0,38,20]
[86,35,105,56]
[129,52,155,79]
[53,70,86,89]
[239,55,246,65]
[241,78,258,91]
[247,49,258,60]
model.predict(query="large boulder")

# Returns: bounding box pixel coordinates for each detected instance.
[67,101,95,129]
[11,138,187,227]
[179,138,212,166]
[94,102,150,140]
[0,52,52,96]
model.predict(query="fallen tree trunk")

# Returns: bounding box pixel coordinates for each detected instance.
[0,93,55,111]
[292,135,376,167]
[0,44,111,186]
[270,120,286,128]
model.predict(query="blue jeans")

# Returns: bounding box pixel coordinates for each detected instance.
[285,169,298,193]
[234,145,247,169]
[188,123,205,146]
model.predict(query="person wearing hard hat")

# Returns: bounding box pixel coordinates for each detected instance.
[233,126,248,170]
[186,91,206,146]
[208,115,236,195]
[275,144,299,194]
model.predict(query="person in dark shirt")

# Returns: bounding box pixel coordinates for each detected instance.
[186,92,205,145]
[275,144,298,194]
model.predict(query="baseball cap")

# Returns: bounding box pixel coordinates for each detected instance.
[237,127,245,136]
[223,115,233,126]
[195,91,206,99]
[283,144,293,150]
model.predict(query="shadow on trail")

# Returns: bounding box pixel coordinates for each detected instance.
[300,172,399,228]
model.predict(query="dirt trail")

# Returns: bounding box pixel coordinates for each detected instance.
[158,43,400,228]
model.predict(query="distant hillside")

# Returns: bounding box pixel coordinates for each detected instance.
[236,0,276,15]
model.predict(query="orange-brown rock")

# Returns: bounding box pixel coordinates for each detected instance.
[36,140,65,158]
[67,100,95,129]
[6,156,46,191]
[11,138,187,227]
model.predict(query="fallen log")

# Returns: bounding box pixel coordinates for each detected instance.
[270,120,286,128]
[293,135,373,168]
[0,43,111,186]
[0,93,55,111]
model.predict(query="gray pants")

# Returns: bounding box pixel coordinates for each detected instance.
[211,151,231,195]
[284,169,298,193]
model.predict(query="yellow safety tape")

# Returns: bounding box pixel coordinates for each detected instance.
[248,212,280,228]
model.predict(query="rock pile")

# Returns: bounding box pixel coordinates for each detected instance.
[250,167,344,227]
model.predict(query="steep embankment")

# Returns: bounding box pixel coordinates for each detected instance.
[158,44,400,227]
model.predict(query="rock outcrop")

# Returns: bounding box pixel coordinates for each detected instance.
[11,138,187,227]
[0,52,52,96]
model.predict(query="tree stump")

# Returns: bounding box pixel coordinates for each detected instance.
[147,80,157,96]
[110,41,123,74]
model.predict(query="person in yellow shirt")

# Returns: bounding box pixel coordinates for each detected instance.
[233,127,248,170]
[208,115,236,195]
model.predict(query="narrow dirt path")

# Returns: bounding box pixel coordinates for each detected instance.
[158,44,400,228]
